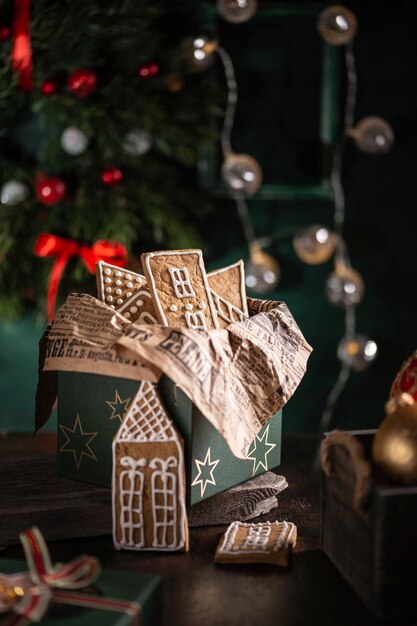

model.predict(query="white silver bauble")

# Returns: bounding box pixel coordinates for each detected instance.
[317,5,357,46]
[325,267,364,307]
[181,35,218,70]
[222,153,262,196]
[349,117,394,154]
[217,0,257,23]
[122,130,153,156]
[293,224,337,264]
[337,335,378,371]
[0,180,29,205]
[245,248,280,294]
[60,126,88,156]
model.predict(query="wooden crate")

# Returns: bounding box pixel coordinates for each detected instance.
[321,430,417,620]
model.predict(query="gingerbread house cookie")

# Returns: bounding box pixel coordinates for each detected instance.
[96,261,157,324]
[141,249,219,330]
[112,381,189,552]
[215,520,297,566]
[208,260,248,328]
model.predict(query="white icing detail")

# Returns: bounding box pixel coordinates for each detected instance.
[150,456,179,548]
[217,521,296,555]
[116,288,122,295]
[210,289,247,326]
[105,287,112,293]
[118,456,146,548]
[111,305,115,309]
[112,381,187,552]
[198,302,207,310]
[138,311,158,325]
[126,282,133,289]
[124,311,131,319]
[106,295,113,302]
[185,303,193,311]
[136,299,144,307]
[126,274,132,280]
[116,279,122,286]
[191,447,219,497]
[170,304,178,312]
[117,298,123,305]
[136,276,142,282]
[116,381,176,442]
[185,310,207,330]
[168,267,196,299]
[105,277,112,284]
[207,259,249,317]
[104,268,112,275]
[126,291,132,298]
[116,271,123,277]
[130,306,138,314]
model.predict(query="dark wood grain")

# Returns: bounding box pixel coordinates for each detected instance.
[1,434,407,626]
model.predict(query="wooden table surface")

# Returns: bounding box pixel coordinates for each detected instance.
[0,433,406,626]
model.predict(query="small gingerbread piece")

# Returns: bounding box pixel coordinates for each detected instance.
[96,261,158,323]
[141,249,219,330]
[208,260,248,328]
[215,520,297,566]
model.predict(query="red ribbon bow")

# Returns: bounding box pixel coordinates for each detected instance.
[0,527,140,625]
[12,0,33,91]
[34,233,128,322]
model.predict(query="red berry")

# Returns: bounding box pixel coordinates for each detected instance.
[41,79,59,95]
[68,68,97,98]
[35,177,67,205]
[101,168,123,186]
[137,62,159,79]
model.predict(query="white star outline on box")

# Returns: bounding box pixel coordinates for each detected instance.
[105,390,131,422]
[246,424,276,476]
[191,447,220,497]
[59,415,98,470]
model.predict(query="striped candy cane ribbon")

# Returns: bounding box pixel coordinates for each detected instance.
[0,527,141,625]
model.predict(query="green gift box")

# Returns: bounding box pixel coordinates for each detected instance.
[0,558,161,626]
[57,371,282,505]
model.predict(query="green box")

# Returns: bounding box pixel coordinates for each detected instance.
[57,372,282,505]
[0,558,161,626]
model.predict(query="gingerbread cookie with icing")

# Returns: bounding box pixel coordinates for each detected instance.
[141,249,219,330]
[215,520,297,566]
[112,380,189,552]
[96,261,157,324]
[208,260,248,328]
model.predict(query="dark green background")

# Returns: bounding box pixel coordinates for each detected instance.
[1,0,416,433]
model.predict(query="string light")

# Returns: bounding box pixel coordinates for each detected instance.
[196,3,394,433]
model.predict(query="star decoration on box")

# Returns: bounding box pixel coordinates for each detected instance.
[59,415,98,470]
[191,447,220,497]
[106,390,131,422]
[247,424,276,476]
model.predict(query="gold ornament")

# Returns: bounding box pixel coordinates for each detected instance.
[0,580,25,607]
[347,116,394,154]
[293,224,337,264]
[245,243,280,294]
[165,74,184,92]
[217,0,258,24]
[181,36,218,70]
[337,335,378,371]
[317,5,357,46]
[222,153,262,196]
[372,395,417,484]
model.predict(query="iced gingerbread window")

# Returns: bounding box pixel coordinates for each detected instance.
[119,456,146,548]
[168,267,196,298]
[241,525,271,550]
[150,458,178,548]
[185,311,207,330]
